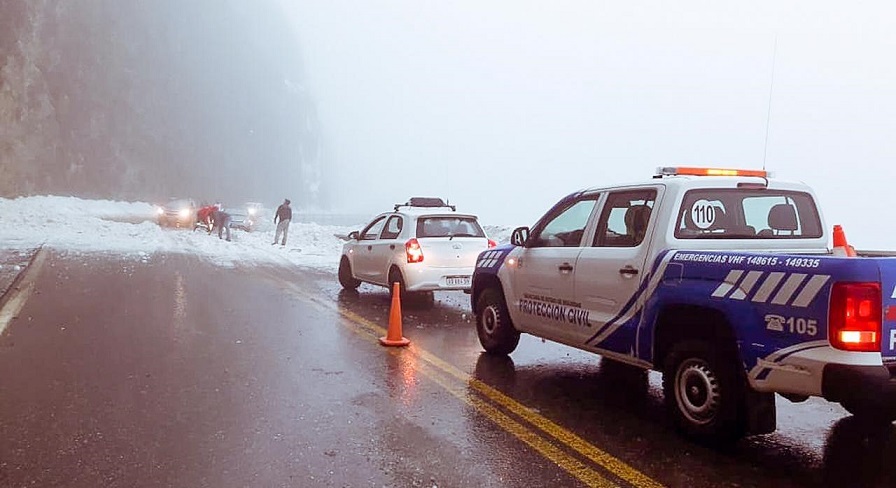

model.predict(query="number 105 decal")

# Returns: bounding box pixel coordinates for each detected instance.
[765,314,819,336]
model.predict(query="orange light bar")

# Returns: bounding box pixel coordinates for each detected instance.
[656,166,769,178]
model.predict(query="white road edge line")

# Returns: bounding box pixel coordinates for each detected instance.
[0,249,47,336]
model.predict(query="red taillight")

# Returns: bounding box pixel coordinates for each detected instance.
[829,282,881,352]
[487,239,497,248]
[405,238,424,263]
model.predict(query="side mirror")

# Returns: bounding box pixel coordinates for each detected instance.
[510,226,530,247]
[348,231,359,241]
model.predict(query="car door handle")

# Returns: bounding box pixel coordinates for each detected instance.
[619,265,639,276]
[558,263,574,272]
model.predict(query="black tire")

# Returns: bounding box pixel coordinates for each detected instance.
[841,401,896,424]
[388,267,407,300]
[662,340,747,444]
[475,287,520,356]
[338,258,361,290]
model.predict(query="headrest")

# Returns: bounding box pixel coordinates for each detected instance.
[708,206,728,231]
[768,204,798,231]
[624,205,651,232]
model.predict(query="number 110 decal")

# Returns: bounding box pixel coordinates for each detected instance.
[690,199,721,230]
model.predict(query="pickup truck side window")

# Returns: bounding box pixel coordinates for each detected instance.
[593,189,657,247]
[361,216,387,240]
[675,189,822,239]
[530,197,599,247]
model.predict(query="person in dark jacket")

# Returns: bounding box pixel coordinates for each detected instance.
[212,206,232,241]
[273,198,292,246]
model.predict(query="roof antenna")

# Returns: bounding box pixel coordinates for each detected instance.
[762,35,778,171]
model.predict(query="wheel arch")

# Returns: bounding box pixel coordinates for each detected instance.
[339,253,354,271]
[653,304,742,374]
[472,273,503,314]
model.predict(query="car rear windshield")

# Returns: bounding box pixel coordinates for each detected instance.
[416,216,485,238]
[675,189,822,239]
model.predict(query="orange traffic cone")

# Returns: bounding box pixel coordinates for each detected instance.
[832,224,857,257]
[380,282,410,347]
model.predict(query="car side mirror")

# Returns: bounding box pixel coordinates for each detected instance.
[510,226,530,247]
[348,231,359,241]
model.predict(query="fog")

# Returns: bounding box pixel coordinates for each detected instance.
[282,1,896,247]
[0,1,323,210]
[1,1,894,247]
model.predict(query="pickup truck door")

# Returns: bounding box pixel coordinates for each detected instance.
[511,195,600,343]
[572,187,662,355]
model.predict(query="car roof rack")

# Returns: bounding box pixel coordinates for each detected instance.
[394,197,456,212]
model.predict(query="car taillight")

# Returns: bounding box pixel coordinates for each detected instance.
[487,239,497,248]
[829,282,881,352]
[406,238,424,263]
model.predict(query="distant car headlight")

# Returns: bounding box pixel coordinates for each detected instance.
[248,208,257,216]
[156,207,164,216]
[178,208,190,219]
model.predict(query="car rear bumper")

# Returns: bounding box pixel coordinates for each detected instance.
[402,265,474,292]
[822,363,896,407]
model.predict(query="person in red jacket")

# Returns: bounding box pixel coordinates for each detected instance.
[196,204,218,233]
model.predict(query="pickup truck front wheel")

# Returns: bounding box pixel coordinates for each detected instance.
[663,340,746,444]
[476,287,520,356]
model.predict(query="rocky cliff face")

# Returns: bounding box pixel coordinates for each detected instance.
[0,0,324,207]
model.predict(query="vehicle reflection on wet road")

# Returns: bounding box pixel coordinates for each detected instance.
[1,249,895,487]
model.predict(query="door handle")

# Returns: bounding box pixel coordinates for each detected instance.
[619,265,639,276]
[558,262,574,272]
[390,244,395,250]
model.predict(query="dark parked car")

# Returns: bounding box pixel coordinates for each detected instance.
[156,198,198,228]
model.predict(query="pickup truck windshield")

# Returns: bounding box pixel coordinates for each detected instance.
[675,189,822,239]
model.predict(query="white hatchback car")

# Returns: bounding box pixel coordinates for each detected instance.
[338,198,496,297]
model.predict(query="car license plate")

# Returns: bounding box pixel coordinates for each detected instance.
[446,276,471,287]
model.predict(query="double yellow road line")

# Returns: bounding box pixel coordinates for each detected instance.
[287,283,665,488]
[0,248,47,337]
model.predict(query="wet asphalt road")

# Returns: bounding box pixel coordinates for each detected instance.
[1,248,896,488]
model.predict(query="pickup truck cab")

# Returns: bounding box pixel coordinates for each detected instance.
[471,166,896,443]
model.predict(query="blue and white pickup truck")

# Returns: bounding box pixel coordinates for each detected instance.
[471,166,896,443]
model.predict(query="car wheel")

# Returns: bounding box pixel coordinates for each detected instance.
[475,287,520,356]
[338,257,361,290]
[387,268,404,296]
[662,340,746,444]
[387,267,408,300]
[841,401,896,424]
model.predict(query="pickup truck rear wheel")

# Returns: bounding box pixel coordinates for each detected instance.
[663,340,746,444]
[338,258,361,290]
[475,287,520,356]
[841,401,896,424]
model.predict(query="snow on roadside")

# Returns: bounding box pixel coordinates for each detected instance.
[0,195,514,271]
